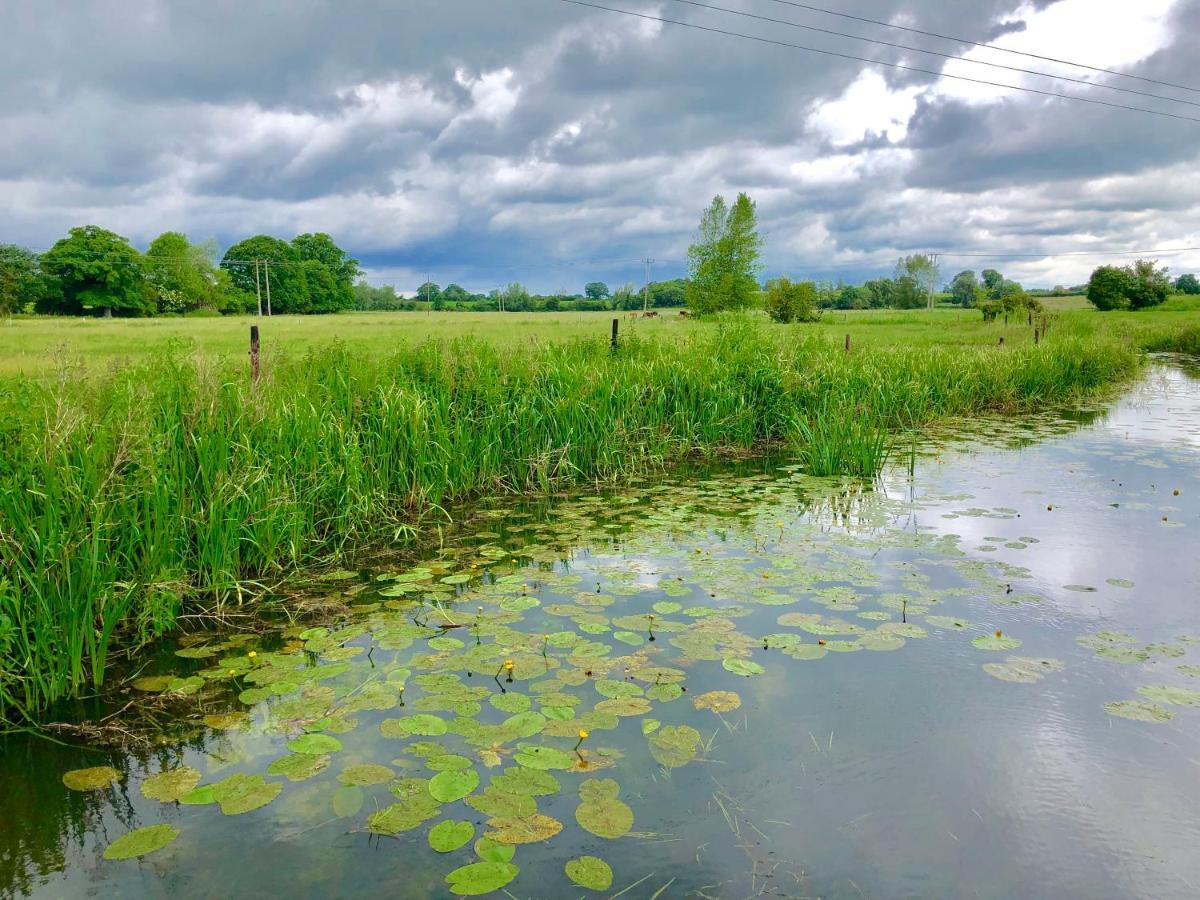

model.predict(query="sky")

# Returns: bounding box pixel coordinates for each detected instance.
[2,0,1199,293]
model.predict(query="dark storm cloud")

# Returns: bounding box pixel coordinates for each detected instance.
[1,0,1197,289]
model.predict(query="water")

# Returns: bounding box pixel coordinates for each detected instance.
[3,362,1199,899]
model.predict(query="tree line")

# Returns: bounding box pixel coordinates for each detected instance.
[2,216,1196,318]
[0,226,360,316]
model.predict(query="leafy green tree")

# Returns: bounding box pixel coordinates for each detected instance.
[895,255,940,309]
[686,193,763,315]
[949,270,979,307]
[145,232,228,313]
[501,282,530,311]
[353,281,402,310]
[1127,259,1171,309]
[1087,265,1133,311]
[1176,273,1199,295]
[291,233,359,312]
[763,277,820,323]
[982,269,1004,297]
[584,281,610,301]
[649,278,687,308]
[892,274,925,309]
[221,236,309,314]
[442,284,470,305]
[41,226,150,316]
[416,282,441,305]
[861,278,894,308]
[0,245,58,314]
[834,284,863,310]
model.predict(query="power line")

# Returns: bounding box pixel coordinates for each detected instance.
[760,0,1200,95]
[552,0,1200,124]
[663,0,1200,110]
[939,246,1200,259]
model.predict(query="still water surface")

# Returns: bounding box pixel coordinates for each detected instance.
[2,362,1199,899]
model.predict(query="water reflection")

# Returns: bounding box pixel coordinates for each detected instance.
[2,365,1199,899]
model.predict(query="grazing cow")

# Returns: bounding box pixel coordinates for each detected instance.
[642,311,658,318]
[678,309,691,317]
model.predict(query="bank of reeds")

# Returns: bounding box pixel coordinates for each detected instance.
[0,318,1176,718]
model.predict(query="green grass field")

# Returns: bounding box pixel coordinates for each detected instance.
[2,295,1197,377]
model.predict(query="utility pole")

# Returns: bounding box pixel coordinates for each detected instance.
[927,252,940,311]
[264,259,273,317]
[643,258,654,313]
[254,259,263,316]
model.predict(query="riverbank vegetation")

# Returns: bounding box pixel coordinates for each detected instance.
[3,308,1199,720]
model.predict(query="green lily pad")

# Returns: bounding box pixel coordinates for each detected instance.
[502,711,548,738]
[430,819,476,852]
[575,779,634,839]
[646,683,684,702]
[1136,684,1200,706]
[332,785,365,817]
[613,631,645,646]
[653,602,683,614]
[642,719,661,735]
[474,837,516,863]
[594,697,652,717]
[103,824,179,860]
[427,754,473,772]
[381,714,447,737]
[489,692,530,714]
[338,764,394,786]
[972,634,1022,651]
[445,861,519,896]
[368,796,443,834]
[267,752,330,782]
[140,767,202,803]
[648,725,701,769]
[1104,700,1173,722]
[513,744,575,770]
[430,768,480,803]
[485,813,563,845]
[466,787,536,818]
[565,855,614,890]
[286,733,342,754]
[62,766,121,792]
[693,690,741,713]
[983,657,1064,684]
[722,658,764,677]
[491,767,561,797]
[211,774,282,815]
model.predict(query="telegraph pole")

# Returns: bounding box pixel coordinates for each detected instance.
[927,252,940,310]
[264,259,273,317]
[643,258,654,313]
[254,259,263,316]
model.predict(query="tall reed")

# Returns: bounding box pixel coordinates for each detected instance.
[0,317,1172,718]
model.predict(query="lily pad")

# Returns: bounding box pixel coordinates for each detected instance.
[565,855,614,890]
[211,774,282,815]
[491,767,561,797]
[445,861,519,896]
[332,785,365,817]
[286,733,342,754]
[267,753,330,782]
[972,634,1022,651]
[338,764,394,786]
[466,786,537,818]
[430,819,476,852]
[983,657,1064,684]
[485,813,563,844]
[489,692,530,714]
[140,767,202,803]
[1136,684,1200,706]
[649,724,702,769]
[381,714,447,737]
[693,690,742,713]
[474,837,515,863]
[430,768,480,803]
[103,824,179,860]
[513,744,575,770]
[575,779,634,839]
[1104,700,1173,723]
[62,766,122,792]
[722,658,764,677]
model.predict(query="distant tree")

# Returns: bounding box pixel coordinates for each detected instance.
[442,284,470,305]
[416,282,441,305]
[649,278,688,308]
[1087,265,1134,311]
[763,277,820,323]
[892,274,925,309]
[949,270,979,307]
[834,284,863,310]
[145,231,228,313]
[353,280,401,310]
[686,192,763,315]
[861,278,894,308]
[0,244,58,314]
[222,235,309,314]
[981,269,1004,298]
[584,281,610,301]
[895,254,941,309]
[1176,273,1199,295]
[41,226,150,317]
[611,282,635,310]
[291,233,359,312]
[1127,259,1171,309]
[502,282,530,311]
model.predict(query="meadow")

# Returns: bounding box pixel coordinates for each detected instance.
[2,300,1199,719]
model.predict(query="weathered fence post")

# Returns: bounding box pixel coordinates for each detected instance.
[844,334,851,353]
[611,318,619,351]
[250,325,260,383]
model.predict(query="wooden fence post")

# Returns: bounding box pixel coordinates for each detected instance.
[844,334,851,353]
[250,325,260,382]
[611,318,619,351]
